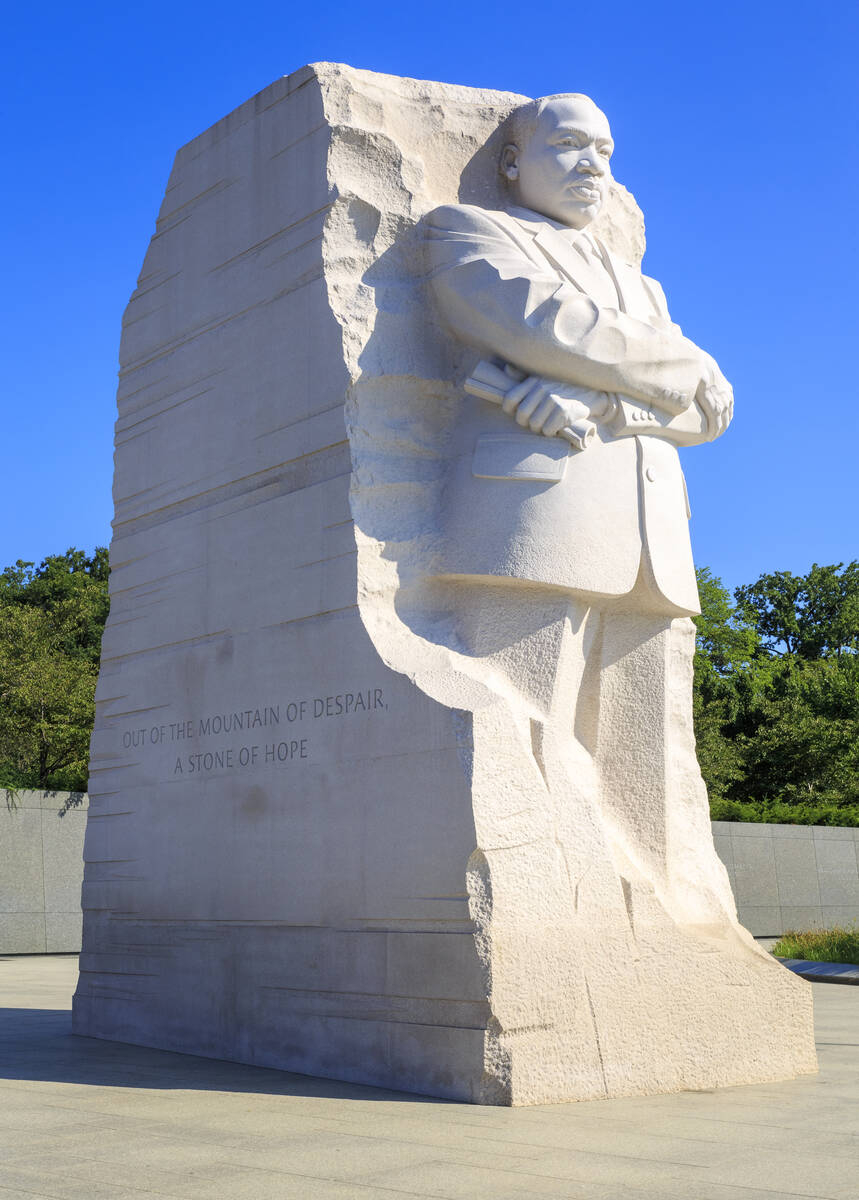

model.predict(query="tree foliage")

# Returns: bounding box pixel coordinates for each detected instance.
[1,545,856,820]
[694,562,859,825]
[0,548,109,792]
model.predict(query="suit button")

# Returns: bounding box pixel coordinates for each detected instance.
[645,467,657,482]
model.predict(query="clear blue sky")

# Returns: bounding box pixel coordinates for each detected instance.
[4,1,857,594]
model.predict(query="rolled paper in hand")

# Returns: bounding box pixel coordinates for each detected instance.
[560,419,595,451]
[464,360,595,451]
[463,359,518,402]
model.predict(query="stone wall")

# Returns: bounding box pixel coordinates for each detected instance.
[0,791,87,953]
[712,821,859,936]
[1,794,855,953]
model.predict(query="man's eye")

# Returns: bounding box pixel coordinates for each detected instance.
[557,137,582,148]
[599,147,612,158]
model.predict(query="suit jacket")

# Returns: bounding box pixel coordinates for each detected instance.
[424,203,706,614]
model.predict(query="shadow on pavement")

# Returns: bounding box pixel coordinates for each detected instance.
[0,1006,450,1105]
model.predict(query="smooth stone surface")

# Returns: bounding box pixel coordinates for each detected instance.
[5,809,854,958]
[716,822,859,935]
[0,791,87,953]
[2,956,858,1200]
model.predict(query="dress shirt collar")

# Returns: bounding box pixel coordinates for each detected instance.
[507,205,602,258]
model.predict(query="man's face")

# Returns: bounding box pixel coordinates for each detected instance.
[506,97,614,229]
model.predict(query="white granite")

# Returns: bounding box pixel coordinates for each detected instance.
[75,64,815,1104]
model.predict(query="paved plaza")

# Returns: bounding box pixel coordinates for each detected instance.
[0,955,856,1199]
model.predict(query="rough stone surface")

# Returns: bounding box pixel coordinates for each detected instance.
[74,63,815,1104]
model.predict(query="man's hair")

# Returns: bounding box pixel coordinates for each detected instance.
[502,92,598,153]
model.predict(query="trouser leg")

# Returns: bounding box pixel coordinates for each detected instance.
[437,580,595,719]
[420,575,737,933]
[594,609,738,929]
[435,581,635,922]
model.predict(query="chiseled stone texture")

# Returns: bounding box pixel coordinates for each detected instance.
[75,63,815,1104]
[0,791,87,953]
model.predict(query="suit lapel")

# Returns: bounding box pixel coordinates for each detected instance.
[502,206,652,314]
[533,225,612,300]
[502,206,608,299]
[597,242,658,321]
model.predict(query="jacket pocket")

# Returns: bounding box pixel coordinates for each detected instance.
[471,433,568,482]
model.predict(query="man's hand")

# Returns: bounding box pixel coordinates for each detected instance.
[695,364,734,439]
[463,361,613,450]
[501,375,610,438]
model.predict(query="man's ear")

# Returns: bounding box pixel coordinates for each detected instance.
[500,143,520,182]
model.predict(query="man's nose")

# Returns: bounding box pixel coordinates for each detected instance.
[577,151,605,176]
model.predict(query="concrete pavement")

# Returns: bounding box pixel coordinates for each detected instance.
[780,959,859,985]
[1,954,857,1199]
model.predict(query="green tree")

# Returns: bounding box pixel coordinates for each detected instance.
[694,562,859,824]
[734,562,859,660]
[692,567,759,803]
[0,547,109,792]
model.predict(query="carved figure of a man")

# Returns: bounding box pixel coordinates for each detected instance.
[423,94,737,930]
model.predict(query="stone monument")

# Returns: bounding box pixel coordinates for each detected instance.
[74,63,817,1105]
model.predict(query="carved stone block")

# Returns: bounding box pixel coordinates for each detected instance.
[73,63,816,1104]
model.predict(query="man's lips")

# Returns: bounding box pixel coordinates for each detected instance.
[568,181,602,201]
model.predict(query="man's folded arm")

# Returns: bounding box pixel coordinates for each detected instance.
[425,205,705,412]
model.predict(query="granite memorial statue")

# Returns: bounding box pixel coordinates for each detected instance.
[74,64,816,1106]
[421,92,737,930]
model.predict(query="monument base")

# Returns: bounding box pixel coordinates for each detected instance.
[74,890,815,1106]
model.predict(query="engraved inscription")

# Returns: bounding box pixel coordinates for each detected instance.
[117,685,390,778]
